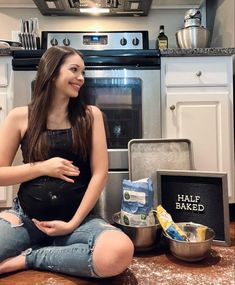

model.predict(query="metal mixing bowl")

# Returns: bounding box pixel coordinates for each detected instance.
[163,222,215,262]
[112,211,161,252]
[176,26,210,48]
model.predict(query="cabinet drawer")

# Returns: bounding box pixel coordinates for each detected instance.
[165,61,228,87]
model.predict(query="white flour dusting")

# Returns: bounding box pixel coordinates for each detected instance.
[125,246,235,285]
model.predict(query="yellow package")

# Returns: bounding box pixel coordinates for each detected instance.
[156,205,188,241]
[196,226,207,242]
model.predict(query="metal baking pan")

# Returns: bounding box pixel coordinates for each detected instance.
[128,138,194,181]
[128,138,194,205]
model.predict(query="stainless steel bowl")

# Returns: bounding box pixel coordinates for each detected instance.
[112,211,161,252]
[163,222,215,262]
[176,26,210,48]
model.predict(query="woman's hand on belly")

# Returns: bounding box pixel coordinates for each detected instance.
[39,157,80,183]
[32,218,74,236]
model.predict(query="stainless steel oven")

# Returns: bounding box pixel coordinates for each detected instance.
[12,31,161,222]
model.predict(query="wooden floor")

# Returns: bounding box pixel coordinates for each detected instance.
[0,219,235,285]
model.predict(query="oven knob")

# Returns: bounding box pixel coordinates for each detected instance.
[132,37,139,46]
[63,37,70,46]
[50,37,58,46]
[120,37,127,46]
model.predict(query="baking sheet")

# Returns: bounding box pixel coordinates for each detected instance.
[128,138,194,205]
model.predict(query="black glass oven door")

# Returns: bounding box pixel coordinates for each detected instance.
[80,77,142,149]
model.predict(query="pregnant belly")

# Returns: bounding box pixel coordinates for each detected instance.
[18,176,87,221]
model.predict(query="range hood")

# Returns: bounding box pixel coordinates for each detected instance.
[33,0,153,16]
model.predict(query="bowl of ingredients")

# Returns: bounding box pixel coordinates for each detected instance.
[176,26,210,48]
[163,222,215,262]
[112,211,161,252]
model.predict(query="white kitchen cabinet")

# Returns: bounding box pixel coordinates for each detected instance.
[161,56,235,203]
[0,57,13,207]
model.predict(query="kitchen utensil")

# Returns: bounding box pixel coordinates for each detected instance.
[176,26,210,48]
[18,18,40,50]
[19,18,25,49]
[163,222,215,262]
[0,41,9,47]
[0,40,22,48]
[31,18,40,49]
[112,211,161,251]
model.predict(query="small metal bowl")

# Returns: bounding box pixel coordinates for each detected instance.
[163,222,215,262]
[112,211,161,252]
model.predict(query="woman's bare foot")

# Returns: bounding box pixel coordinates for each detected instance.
[0,255,26,274]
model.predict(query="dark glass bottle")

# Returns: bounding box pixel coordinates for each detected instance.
[156,25,168,49]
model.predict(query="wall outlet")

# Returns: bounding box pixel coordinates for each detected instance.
[12,31,20,42]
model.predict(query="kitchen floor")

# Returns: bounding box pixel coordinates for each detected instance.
[0,220,234,285]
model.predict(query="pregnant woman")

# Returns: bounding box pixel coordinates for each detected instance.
[0,46,134,278]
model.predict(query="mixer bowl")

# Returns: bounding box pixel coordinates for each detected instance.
[176,26,210,48]
[112,211,161,252]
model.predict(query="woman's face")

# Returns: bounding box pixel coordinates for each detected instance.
[54,53,85,99]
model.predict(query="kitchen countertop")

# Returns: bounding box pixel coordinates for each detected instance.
[0,48,11,56]
[160,47,235,57]
[1,47,235,57]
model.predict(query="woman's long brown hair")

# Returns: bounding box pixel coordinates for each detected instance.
[26,46,93,162]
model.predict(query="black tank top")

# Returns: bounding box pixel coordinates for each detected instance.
[18,129,92,222]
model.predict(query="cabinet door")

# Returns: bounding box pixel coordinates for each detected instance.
[0,94,7,203]
[0,93,6,122]
[164,92,234,200]
[0,58,13,207]
[0,94,13,207]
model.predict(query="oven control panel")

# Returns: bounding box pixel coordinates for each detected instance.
[41,31,149,50]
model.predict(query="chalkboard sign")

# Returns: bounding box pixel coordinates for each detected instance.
[157,170,230,246]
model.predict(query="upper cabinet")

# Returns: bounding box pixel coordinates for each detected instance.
[151,0,205,9]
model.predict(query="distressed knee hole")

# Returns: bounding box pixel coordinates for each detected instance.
[0,212,23,227]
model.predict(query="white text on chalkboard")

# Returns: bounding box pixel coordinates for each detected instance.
[175,194,205,212]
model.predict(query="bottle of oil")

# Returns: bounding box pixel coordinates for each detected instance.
[156,25,168,49]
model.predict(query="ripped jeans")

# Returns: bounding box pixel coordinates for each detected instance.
[0,198,120,278]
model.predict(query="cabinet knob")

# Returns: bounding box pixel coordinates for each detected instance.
[0,106,2,111]
[196,71,202,77]
[169,105,175,110]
